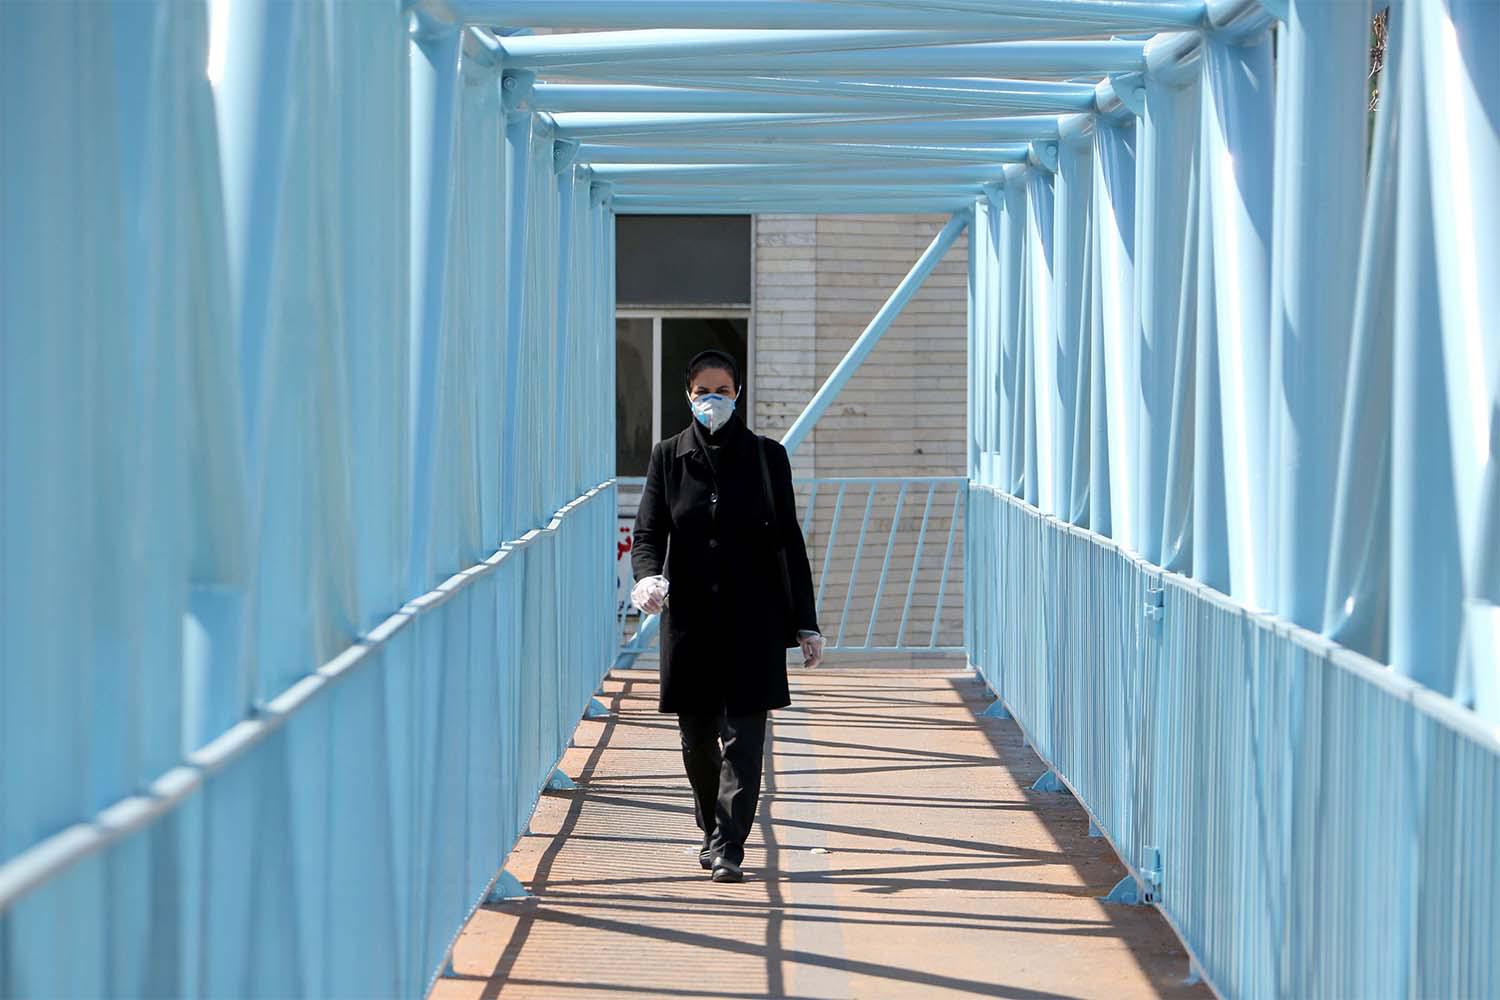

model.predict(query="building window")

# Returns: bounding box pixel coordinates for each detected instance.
[615,316,655,477]
[616,215,751,306]
[615,313,751,476]
[615,215,752,476]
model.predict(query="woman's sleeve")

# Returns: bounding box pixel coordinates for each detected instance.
[769,442,821,635]
[631,442,671,582]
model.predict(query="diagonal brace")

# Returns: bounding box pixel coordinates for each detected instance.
[782,209,970,455]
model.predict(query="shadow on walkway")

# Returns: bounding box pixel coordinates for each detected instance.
[429,669,1209,1000]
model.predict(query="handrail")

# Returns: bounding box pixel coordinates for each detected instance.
[0,480,615,913]
[969,484,1500,997]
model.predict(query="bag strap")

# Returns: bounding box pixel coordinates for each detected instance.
[755,436,797,629]
[753,434,775,526]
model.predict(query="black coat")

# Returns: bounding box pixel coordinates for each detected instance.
[632,412,820,715]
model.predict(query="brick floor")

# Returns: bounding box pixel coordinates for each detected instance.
[430,669,1209,1000]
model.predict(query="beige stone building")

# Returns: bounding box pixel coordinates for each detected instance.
[615,213,969,666]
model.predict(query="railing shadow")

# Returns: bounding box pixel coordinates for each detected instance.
[438,668,1208,1000]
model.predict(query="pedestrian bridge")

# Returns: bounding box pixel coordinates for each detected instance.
[2,2,1496,998]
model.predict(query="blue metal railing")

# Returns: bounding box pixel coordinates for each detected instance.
[967,485,1500,999]
[0,4,618,995]
[7,2,1495,998]
[616,475,967,657]
[804,477,967,653]
[0,483,617,999]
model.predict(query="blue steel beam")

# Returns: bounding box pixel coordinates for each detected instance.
[608,183,986,198]
[555,113,1063,143]
[547,39,1150,79]
[452,0,1206,31]
[1202,32,1276,611]
[529,82,1093,115]
[610,196,977,214]
[1268,0,1369,630]
[1413,0,1500,719]
[559,74,1102,113]
[1388,0,1499,702]
[407,14,465,594]
[611,189,986,209]
[850,0,1200,19]
[576,142,1032,164]
[593,163,1014,184]
[1128,51,1194,564]
[1321,31,1395,658]
[500,29,1064,68]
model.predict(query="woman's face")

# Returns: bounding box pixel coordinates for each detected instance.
[688,366,738,401]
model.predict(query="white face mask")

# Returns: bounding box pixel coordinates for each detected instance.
[689,392,736,433]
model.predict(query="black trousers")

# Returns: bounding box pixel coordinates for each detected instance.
[677,710,767,867]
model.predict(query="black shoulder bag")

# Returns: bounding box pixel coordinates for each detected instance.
[754,436,800,648]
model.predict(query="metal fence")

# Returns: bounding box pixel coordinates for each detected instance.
[5,1,1496,998]
[968,485,1499,999]
[799,477,967,653]
[616,476,967,659]
[1,3,617,996]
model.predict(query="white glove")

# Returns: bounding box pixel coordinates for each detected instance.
[631,575,670,615]
[798,630,824,668]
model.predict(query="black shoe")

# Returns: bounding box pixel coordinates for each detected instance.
[698,849,714,871]
[711,858,744,883]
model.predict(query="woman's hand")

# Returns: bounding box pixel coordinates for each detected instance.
[798,631,824,669]
[631,575,670,615]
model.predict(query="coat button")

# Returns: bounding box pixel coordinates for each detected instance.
[708,538,719,549]
[710,494,718,504]
[711,584,720,594]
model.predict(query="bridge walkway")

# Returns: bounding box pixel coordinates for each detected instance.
[431,669,1207,1000]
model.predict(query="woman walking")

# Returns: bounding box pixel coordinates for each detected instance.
[630,349,824,884]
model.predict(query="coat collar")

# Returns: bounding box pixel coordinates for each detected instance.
[672,411,751,458]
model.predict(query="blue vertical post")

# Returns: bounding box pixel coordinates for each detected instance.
[1388,0,1465,696]
[998,173,1029,497]
[969,195,984,483]
[1320,30,1396,662]
[982,185,1008,489]
[407,10,463,594]
[501,75,533,543]
[1024,165,1058,515]
[1268,0,1370,629]
[1086,192,1113,539]
[1159,160,1198,574]
[1414,0,1500,716]
[1093,102,1145,549]
[1191,125,1230,594]
[552,148,577,507]
[1131,54,1195,564]
[1202,29,1275,610]
[1053,121,1092,525]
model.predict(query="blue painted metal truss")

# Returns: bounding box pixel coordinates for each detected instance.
[2,1,1497,998]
